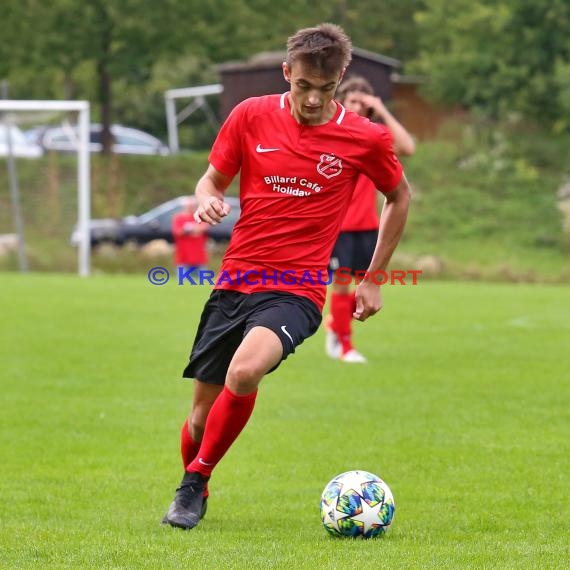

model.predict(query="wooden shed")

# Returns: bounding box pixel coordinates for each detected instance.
[390,74,467,140]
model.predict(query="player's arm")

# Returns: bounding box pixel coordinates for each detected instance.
[194,164,234,225]
[361,94,416,157]
[354,174,411,321]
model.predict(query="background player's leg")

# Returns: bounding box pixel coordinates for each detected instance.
[331,284,355,355]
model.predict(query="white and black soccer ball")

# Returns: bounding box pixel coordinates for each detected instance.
[320,470,395,539]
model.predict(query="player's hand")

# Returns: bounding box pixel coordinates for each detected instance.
[353,279,383,322]
[359,93,386,116]
[194,196,231,225]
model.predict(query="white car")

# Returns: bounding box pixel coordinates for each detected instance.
[41,124,170,156]
[0,124,43,158]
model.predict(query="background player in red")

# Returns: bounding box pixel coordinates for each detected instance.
[162,24,411,530]
[325,75,416,363]
[171,197,208,273]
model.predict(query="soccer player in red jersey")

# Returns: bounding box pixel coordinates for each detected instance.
[163,23,411,530]
[324,75,416,363]
[171,197,208,273]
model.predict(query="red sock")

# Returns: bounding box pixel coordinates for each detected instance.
[331,292,354,354]
[180,419,200,469]
[187,386,258,478]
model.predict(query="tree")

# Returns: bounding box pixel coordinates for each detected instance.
[0,0,426,146]
[230,0,423,63]
[1,0,190,153]
[413,0,570,129]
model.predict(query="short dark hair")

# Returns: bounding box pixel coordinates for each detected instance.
[286,23,352,76]
[336,75,374,103]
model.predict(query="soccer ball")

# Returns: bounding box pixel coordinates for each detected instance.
[320,470,395,538]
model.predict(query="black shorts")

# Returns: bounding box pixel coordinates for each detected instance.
[329,230,378,275]
[183,290,322,385]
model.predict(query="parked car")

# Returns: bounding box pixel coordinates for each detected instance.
[71,196,241,247]
[0,124,43,158]
[23,126,48,145]
[40,123,170,156]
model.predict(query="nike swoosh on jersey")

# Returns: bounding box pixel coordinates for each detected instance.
[281,325,294,344]
[256,144,280,153]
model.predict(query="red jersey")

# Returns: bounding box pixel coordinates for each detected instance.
[340,175,379,232]
[209,93,403,310]
[172,212,208,266]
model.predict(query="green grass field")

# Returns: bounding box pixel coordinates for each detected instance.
[1,274,568,569]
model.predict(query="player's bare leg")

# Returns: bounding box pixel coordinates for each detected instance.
[164,327,283,530]
[189,381,223,443]
[224,326,283,394]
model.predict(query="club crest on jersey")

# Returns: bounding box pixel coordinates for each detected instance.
[317,154,343,179]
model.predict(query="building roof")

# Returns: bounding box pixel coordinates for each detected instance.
[352,46,401,69]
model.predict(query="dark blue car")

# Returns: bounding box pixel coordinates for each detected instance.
[71,196,240,247]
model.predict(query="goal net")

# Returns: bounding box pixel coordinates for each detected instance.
[0,101,90,275]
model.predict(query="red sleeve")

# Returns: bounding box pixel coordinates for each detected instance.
[359,125,403,193]
[208,99,248,177]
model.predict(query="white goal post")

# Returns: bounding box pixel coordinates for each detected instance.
[0,100,91,276]
[164,83,223,154]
